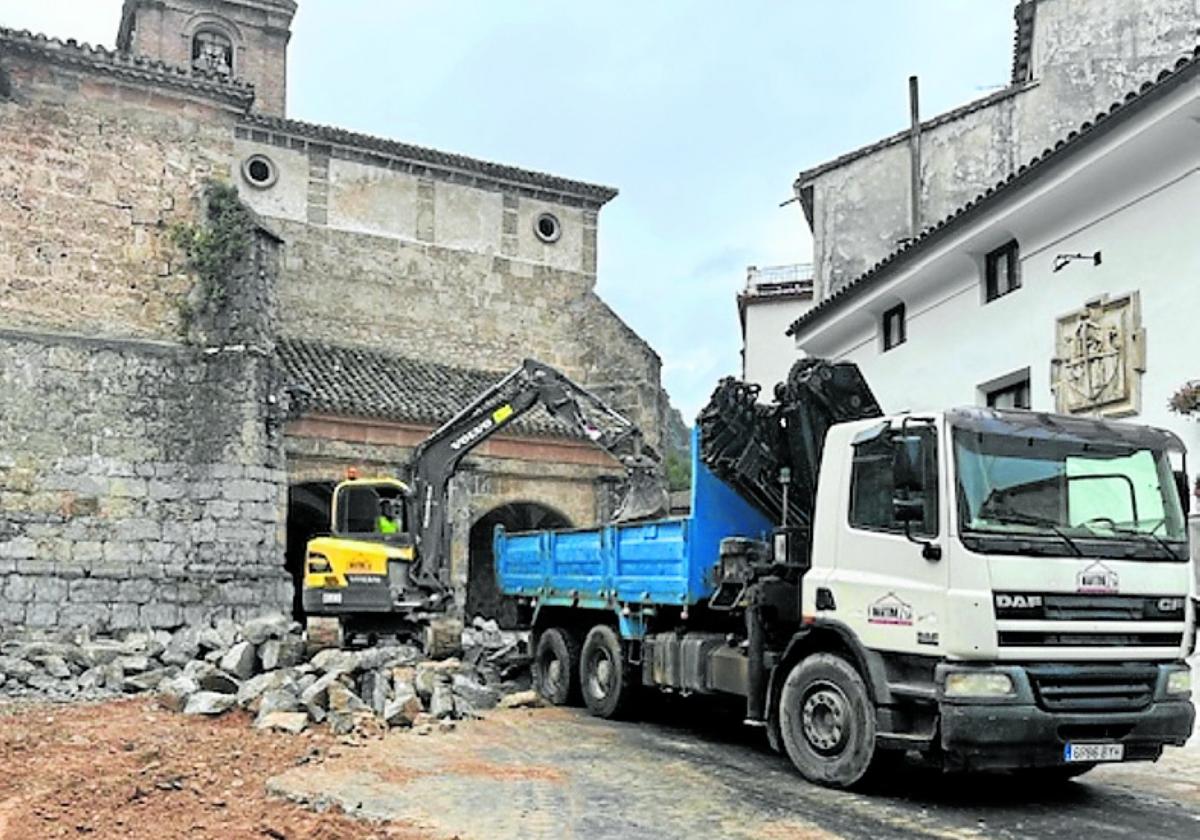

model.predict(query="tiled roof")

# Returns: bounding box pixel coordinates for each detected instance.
[241,113,619,206]
[787,46,1200,338]
[0,27,255,110]
[1011,1,1037,84]
[276,338,577,438]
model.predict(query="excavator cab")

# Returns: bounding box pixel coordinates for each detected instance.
[303,478,419,636]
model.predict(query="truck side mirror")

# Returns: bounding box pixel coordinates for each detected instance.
[893,495,925,524]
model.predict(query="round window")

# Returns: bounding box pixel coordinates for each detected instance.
[241,154,278,189]
[534,212,562,244]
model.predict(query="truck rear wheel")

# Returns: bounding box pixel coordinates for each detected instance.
[533,627,581,706]
[779,653,879,789]
[579,624,636,719]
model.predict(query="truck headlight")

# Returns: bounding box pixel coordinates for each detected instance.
[1166,669,1191,697]
[944,672,1016,698]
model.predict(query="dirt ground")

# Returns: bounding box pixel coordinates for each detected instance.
[2,695,1198,840]
[0,698,433,840]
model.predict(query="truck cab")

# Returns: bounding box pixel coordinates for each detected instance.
[796,408,1195,777]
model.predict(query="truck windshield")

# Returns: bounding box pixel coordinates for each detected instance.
[953,428,1187,561]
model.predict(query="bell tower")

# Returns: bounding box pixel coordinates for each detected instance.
[117,0,297,116]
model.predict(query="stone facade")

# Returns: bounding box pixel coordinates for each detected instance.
[797,0,1200,299]
[0,3,670,630]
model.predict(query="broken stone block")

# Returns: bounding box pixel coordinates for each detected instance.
[183,690,236,716]
[123,667,174,694]
[35,655,72,679]
[160,627,201,666]
[237,670,296,708]
[497,690,543,709]
[256,688,301,717]
[115,654,151,675]
[258,638,304,672]
[0,655,37,681]
[241,613,295,645]
[310,648,358,676]
[424,617,464,660]
[72,641,125,669]
[356,645,420,671]
[197,669,239,695]
[383,690,423,728]
[327,681,368,714]
[219,641,257,680]
[300,672,339,722]
[254,710,307,734]
[157,675,199,712]
[451,673,500,710]
[358,669,390,717]
[429,683,455,719]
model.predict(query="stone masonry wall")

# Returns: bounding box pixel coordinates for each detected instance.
[0,46,292,629]
[0,330,290,630]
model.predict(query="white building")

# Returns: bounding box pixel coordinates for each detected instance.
[738,264,813,397]
[786,48,1200,491]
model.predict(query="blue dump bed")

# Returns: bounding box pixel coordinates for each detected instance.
[494,430,773,610]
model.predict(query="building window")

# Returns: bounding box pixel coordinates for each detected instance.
[193,30,234,76]
[533,212,561,244]
[882,303,906,351]
[241,154,278,189]
[985,375,1031,410]
[984,240,1020,302]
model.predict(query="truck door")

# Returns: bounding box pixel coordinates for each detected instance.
[831,420,948,655]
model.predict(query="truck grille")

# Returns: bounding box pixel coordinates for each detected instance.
[998,631,1182,647]
[993,593,1186,622]
[1027,664,1157,713]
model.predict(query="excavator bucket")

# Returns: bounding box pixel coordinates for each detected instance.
[612,463,669,523]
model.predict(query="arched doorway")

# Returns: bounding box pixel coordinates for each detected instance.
[286,481,335,620]
[467,502,572,627]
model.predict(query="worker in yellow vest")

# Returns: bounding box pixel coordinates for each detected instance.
[376,498,400,535]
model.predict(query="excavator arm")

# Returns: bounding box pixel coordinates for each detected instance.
[404,359,666,601]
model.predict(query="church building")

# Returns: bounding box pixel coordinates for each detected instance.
[0,0,671,629]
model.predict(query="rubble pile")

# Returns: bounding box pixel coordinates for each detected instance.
[0,614,540,736]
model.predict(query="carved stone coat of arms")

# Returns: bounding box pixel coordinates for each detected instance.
[1050,292,1144,417]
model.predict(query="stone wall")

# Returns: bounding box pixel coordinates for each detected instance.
[0,329,290,630]
[801,0,1200,298]
[0,42,292,629]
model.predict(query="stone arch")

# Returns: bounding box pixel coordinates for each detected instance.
[466,501,573,627]
[286,480,335,620]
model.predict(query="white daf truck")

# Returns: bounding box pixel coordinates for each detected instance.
[495,361,1198,788]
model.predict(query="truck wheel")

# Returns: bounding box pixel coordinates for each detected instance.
[579,624,636,719]
[533,627,581,706]
[779,653,879,788]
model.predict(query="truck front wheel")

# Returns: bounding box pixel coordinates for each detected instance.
[579,624,636,719]
[533,627,581,706]
[779,653,880,788]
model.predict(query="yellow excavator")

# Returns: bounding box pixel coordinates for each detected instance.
[302,359,666,648]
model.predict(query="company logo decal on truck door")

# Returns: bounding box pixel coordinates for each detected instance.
[1076,561,1119,594]
[868,593,914,626]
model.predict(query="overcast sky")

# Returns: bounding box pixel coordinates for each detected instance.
[0,1,1015,419]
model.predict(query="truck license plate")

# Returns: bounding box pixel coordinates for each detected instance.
[321,592,343,605]
[1064,742,1124,763]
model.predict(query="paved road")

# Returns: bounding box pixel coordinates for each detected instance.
[270,696,1200,840]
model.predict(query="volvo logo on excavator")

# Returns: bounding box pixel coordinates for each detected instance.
[450,418,494,451]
